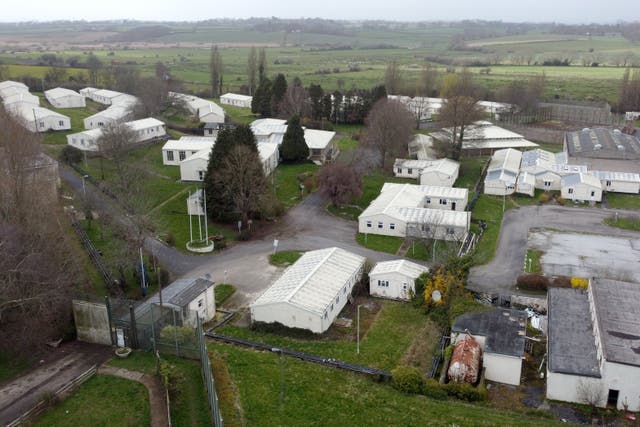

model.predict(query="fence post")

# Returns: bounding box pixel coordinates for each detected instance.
[129,304,138,349]
[105,296,115,346]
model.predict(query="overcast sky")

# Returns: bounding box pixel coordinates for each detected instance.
[2,0,637,24]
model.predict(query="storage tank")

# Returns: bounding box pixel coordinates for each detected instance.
[447,335,481,384]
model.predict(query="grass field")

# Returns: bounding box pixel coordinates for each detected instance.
[356,232,403,255]
[603,214,640,231]
[605,193,640,210]
[471,194,516,265]
[215,284,236,305]
[32,374,150,427]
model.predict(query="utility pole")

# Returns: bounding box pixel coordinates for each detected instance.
[357,304,362,355]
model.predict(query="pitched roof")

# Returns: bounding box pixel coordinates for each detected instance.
[304,129,336,149]
[421,158,460,177]
[487,148,522,175]
[590,170,640,183]
[252,247,366,315]
[127,117,165,131]
[142,277,214,311]
[369,259,429,279]
[394,207,471,228]
[162,137,215,152]
[561,173,602,188]
[45,87,83,100]
[221,93,252,102]
[452,308,527,357]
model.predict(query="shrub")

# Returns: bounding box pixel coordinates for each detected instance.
[555,196,565,206]
[60,145,83,164]
[538,192,550,204]
[571,276,589,289]
[165,232,176,247]
[237,230,252,241]
[158,359,185,400]
[158,268,170,287]
[552,275,572,288]
[159,325,197,347]
[391,365,424,394]
[423,379,448,400]
[443,382,486,402]
[516,273,550,291]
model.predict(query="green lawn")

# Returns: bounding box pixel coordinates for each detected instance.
[603,215,640,232]
[269,250,303,267]
[32,374,150,427]
[356,232,403,255]
[210,344,561,427]
[215,284,236,305]
[107,351,211,426]
[218,300,429,371]
[471,195,516,265]
[605,193,640,210]
[454,157,488,190]
[510,189,545,206]
[336,135,359,152]
[406,239,460,264]
[272,162,319,209]
[219,102,257,124]
[525,249,543,273]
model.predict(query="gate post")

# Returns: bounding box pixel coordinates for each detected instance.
[105,296,115,346]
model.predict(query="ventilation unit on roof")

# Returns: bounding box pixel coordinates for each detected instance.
[618,145,625,151]
[594,144,602,150]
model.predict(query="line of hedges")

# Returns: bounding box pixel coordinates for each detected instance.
[391,365,487,402]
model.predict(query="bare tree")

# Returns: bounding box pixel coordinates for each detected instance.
[362,99,414,170]
[131,76,170,118]
[86,54,102,87]
[209,45,223,98]
[316,161,363,207]
[384,60,402,94]
[44,66,67,88]
[576,378,606,409]
[96,122,137,186]
[247,46,257,96]
[279,84,310,119]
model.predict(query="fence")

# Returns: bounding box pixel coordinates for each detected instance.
[428,328,451,379]
[69,216,114,288]
[198,317,223,427]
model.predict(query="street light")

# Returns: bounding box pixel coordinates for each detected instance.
[82,174,88,198]
[357,304,362,355]
[271,347,284,403]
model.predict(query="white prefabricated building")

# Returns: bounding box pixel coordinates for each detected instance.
[484,148,522,196]
[369,259,428,300]
[9,104,71,132]
[560,173,603,202]
[45,87,86,108]
[220,93,252,108]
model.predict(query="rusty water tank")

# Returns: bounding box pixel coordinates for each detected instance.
[447,335,481,384]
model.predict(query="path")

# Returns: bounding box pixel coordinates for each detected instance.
[468,205,640,295]
[0,342,112,426]
[98,365,168,427]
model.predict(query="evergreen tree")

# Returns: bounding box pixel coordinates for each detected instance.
[280,116,308,162]
[251,77,273,117]
[271,73,288,115]
[209,45,223,98]
[309,84,324,120]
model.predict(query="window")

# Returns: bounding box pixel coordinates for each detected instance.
[421,224,430,232]
[439,199,447,205]
[377,222,383,229]
[98,121,104,127]
[591,191,595,197]
[324,312,328,319]
[390,223,396,230]
[407,168,413,175]
[378,280,389,287]
[366,221,372,228]
[179,151,186,161]
[197,299,203,308]
[58,120,64,126]
[166,151,174,161]
[330,304,334,312]
[606,180,611,187]
[568,188,574,194]
[544,181,552,187]
[426,198,431,204]
[402,283,408,290]
[396,168,402,174]
[198,170,205,180]
[39,121,44,127]
[446,227,455,235]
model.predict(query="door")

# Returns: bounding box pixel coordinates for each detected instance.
[451,202,456,211]
[607,389,619,407]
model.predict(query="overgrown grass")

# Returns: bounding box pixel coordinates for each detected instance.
[454,157,488,190]
[336,135,359,152]
[603,215,640,231]
[525,249,543,273]
[510,189,544,206]
[210,343,562,426]
[107,351,211,426]
[215,284,237,305]
[269,250,303,267]
[220,102,257,124]
[272,162,319,209]
[605,193,640,210]
[471,194,516,265]
[326,203,362,221]
[32,374,150,427]
[406,239,460,264]
[0,352,28,384]
[356,232,403,255]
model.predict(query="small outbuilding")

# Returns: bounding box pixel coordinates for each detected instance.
[420,158,460,188]
[83,105,132,129]
[451,308,527,386]
[140,277,215,326]
[369,259,428,300]
[394,159,433,179]
[8,104,71,132]
[220,93,252,108]
[484,148,522,196]
[304,128,339,165]
[162,136,216,166]
[590,171,640,194]
[45,87,86,108]
[250,247,366,334]
[561,173,603,202]
[516,172,536,197]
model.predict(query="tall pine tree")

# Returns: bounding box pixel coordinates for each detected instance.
[280,116,308,162]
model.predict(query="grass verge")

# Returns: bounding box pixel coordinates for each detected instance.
[603,214,640,231]
[272,162,319,209]
[215,284,236,305]
[525,249,543,273]
[605,193,640,210]
[471,194,516,265]
[356,232,403,255]
[269,250,303,267]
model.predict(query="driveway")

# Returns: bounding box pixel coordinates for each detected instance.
[467,205,640,295]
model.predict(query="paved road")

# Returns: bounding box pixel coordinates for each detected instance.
[62,166,413,307]
[468,205,640,295]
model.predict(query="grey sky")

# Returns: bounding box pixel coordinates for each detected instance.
[2,0,637,24]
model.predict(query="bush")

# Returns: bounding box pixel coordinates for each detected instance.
[159,325,197,347]
[165,232,176,247]
[555,196,565,206]
[571,276,589,289]
[538,192,550,204]
[552,275,572,288]
[158,359,185,400]
[391,365,424,394]
[237,230,252,241]
[443,382,486,402]
[516,273,550,291]
[423,379,448,400]
[60,145,83,164]
[158,268,170,287]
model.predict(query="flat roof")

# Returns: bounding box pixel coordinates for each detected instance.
[590,170,640,183]
[565,128,640,160]
[452,308,526,357]
[561,173,602,188]
[591,279,640,367]
[252,247,365,315]
[221,93,252,101]
[45,87,82,99]
[548,288,601,377]
[127,117,165,131]
[163,137,215,152]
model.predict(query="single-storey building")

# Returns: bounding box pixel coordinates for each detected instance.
[220,93,252,108]
[8,103,71,132]
[304,129,339,165]
[420,158,460,188]
[83,105,132,129]
[516,172,536,197]
[484,148,522,196]
[0,80,29,99]
[204,122,223,137]
[66,128,104,151]
[89,89,127,105]
[561,173,603,202]
[138,277,215,327]
[258,142,279,176]
[590,171,640,194]
[358,183,470,241]
[2,92,40,108]
[394,159,434,179]
[45,87,86,108]
[162,136,216,166]
[79,87,98,98]
[369,259,428,300]
[67,118,166,151]
[564,128,640,161]
[451,308,527,386]
[170,92,225,124]
[250,247,366,334]
[547,280,640,411]
[251,118,288,145]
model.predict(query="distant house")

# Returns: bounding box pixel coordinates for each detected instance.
[87,89,130,106]
[304,129,339,165]
[45,87,86,108]
[7,104,70,132]
[67,118,166,151]
[83,105,132,130]
[590,171,640,194]
[515,172,536,197]
[0,80,29,99]
[369,259,428,301]
[358,183,470,241]
[138,277,216,326]
[220,93,252,108]
[2,92,40,108]
[250,247,366,333]
[162,136,216,166]
[484,148,522,196]
[170,92,225,124]
[547,280,640,411]
[394,159,433,179]
[560,173,603,202]
[80,87,137,129]
[451,308,527,386]
[393,158,459,187]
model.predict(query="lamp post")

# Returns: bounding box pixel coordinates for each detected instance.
[357,304,362,355]
[271,347,284,403]
[82,174,88,198]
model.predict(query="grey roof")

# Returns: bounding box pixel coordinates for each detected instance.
[565,128,640,160]
[139,277,214,313]
[591,279,640,367]
[451,308,526,357]
[547,288,601,377]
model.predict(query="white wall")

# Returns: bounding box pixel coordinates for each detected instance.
[220,96,251,108]
[251,303,324,333]
[49,95,86,109]
[561,184,602,202]
[600,179,640,194]
[132,124,166,143]
[484,353,522,386]
[534,172,562,191]
[423,195,467,211]
[484,181,515,196]
[359,214,407,238]
[546,371,594,405]
[602,361,640,411]
[420,171,457,188]
[370,271,414,300]
[394,166,422,179]
[180,157,208,181]
[200,111,225,124]
[185,286,216,326]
